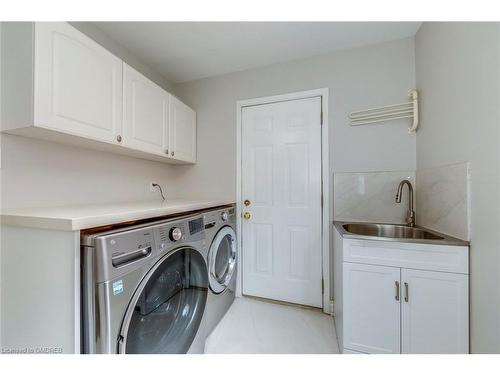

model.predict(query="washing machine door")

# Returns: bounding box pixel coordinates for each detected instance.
[118,247,208,354]
[209,226,237,294]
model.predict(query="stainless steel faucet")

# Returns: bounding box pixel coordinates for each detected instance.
[395,179,415,227]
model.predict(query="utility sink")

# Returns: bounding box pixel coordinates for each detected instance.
[334,221,469,246]
[342,223,444,240]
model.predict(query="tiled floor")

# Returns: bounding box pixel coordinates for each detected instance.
[205,297,340,354]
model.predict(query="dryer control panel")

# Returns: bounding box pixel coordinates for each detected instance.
[203,207,236,235]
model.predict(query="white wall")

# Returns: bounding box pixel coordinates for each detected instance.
[174,37,417,209]
[415,22,500,353]
[175,38,416,307]
[0,22,182,209]
[1,135,182,209]
[70,22,175,93]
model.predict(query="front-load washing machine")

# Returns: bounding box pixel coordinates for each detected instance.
[203,205,237,336]
[81,214,208,354]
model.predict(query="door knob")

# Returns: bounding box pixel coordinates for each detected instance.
[243,212,251,220]
[244,199,251,206]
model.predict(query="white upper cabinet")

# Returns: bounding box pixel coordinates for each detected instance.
[35,22,123,143]
[123,63,169,156]
[169,95,197,163]
[1,22,196,164]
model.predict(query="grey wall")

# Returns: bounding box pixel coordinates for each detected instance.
[0,22,182,209]
[415,22,500,353]
[174,37,417,208]
[175,37,416,310]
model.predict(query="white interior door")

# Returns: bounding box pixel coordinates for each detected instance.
[343,263,401,354]
[241,96,322,307]
[401,268,469,354]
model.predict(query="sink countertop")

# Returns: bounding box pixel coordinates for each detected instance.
[333,220,469,247]
[1,199,235,231]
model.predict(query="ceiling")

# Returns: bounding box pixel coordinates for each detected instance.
[94,22,421,83]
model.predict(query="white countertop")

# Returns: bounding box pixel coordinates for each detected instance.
[1,199,235,231]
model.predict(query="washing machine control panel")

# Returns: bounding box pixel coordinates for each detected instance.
[188,217,204,235]
[156,216,206,250]
[169,227,182,241]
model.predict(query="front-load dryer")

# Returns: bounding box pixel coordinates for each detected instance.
[81,214,208,354]
[203,205,237,336]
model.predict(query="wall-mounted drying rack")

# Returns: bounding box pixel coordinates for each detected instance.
[349,89,419,134]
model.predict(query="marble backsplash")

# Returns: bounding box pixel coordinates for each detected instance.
[416,162,470,241]
[333,171,416,224]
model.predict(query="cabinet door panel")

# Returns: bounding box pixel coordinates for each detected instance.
[170,96,196,163]
[401,269,468,353]
[123,64,169,155]
[343,262,401,354]
[35,22,123,143]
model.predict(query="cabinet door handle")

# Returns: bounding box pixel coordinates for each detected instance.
[404,282,409,302]
[395,281,400,301]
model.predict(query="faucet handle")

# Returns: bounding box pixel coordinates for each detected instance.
[407,210,416,227]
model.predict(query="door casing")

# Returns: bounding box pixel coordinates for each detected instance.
[236,88,330,313]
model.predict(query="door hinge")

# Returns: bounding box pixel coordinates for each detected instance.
[322,279,324,293]
[321,194,324,208]
[320,111,323,125]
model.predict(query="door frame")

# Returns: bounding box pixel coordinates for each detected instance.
[235,88,330,313]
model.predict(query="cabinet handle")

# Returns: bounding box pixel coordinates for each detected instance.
[165,149,169,155]
[395,281,400,301]
[404,282,409,302]
[116,135,122,143]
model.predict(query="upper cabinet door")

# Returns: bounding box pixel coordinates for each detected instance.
[401,269,469,354]
[123,64,169,155]
[343,262,401,354]
[169,96,196,163]
[34,22,123,144]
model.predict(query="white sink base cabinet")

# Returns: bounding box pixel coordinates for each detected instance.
[333,226,469,354]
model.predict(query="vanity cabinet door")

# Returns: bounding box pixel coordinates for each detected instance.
[123,64,170,156]
[169,96,196,163]
[35,22,123,143]
[343,263,401,354]
[401,269,469,354]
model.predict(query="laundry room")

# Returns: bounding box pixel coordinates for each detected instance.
[1,1,500,373]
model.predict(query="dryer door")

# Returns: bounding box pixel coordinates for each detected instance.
[118,247,208,353]
[209,226,237,294]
